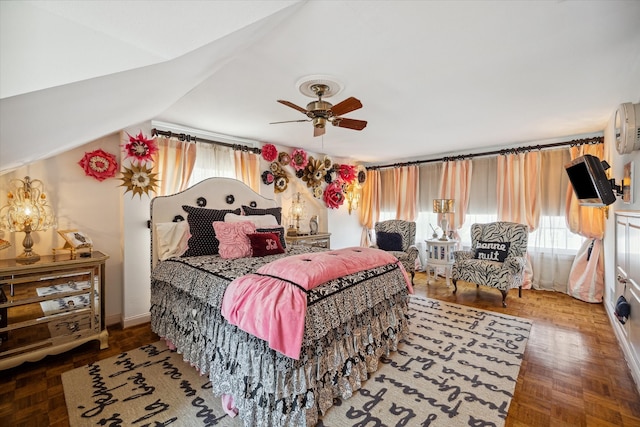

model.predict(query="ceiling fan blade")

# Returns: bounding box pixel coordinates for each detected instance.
[333,117,367,130]
[314,126,326,137]
[270,119,311,124]
[277,100,309,114]
[330,97,362,116]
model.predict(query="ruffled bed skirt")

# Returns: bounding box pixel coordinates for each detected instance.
[150,267,411,426]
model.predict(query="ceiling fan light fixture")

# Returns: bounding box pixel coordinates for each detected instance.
[296,75,343,99]
[274,75,366,137]
[312,117,326,129]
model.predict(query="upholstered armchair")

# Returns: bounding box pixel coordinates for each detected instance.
[372,220,419,283]
[452,222,528,307]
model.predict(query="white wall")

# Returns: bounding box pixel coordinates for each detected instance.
[120,123,154,328]
[0,133,124,326]
[603,103,640,310]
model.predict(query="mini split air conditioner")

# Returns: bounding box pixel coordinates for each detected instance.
[615,102,640,154]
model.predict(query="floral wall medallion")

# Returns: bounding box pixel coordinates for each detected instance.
[261,144,278,162]
[119,163,159,198]
[78,149,118,181]
[123,131,158,165]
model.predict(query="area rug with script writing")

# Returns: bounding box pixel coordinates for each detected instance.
[62,296,531,426]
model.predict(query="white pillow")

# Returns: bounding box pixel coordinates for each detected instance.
[224,213,279,228]
[155,221,190,261]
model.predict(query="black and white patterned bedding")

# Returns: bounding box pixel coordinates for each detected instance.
[150,246,411,427]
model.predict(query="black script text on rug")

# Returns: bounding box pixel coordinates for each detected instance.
[318,296,531,427]
[62,343,231,426]
[63,297,530,427]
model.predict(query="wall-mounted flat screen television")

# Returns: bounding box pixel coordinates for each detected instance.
[565,154,617,206]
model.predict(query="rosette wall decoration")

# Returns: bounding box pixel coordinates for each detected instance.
[290,148,308,171]
[123,131,158,165]
[302,156,326,188]
[119,163,159,198]
[274,174,289,193]
[78,149,118,181]
[336,163,357,184]
[262,171,275,185]
[323,180,345,209]
[278,152,291,166]
[261,144,278,162]
[259,144,365,210]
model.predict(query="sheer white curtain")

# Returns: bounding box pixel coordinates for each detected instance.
[528,148,581,291]
[187,141,235,187]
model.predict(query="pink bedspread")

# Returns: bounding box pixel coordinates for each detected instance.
[221,247,413,359]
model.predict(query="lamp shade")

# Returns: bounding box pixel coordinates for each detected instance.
[433,199,455,214]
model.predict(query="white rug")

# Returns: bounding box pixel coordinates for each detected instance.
[63,296,531,426]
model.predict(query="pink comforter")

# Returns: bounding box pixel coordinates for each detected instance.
[221,247,413,359]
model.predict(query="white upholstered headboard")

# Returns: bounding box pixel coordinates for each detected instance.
[150,177,278,268]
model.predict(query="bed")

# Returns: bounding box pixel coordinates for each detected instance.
[149,177,412,426]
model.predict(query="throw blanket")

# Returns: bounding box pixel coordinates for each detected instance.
[221,247,412,359]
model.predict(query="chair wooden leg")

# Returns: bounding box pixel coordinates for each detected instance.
[518,286,522,298]
[411,271,415,284]
[500,290,508,307]
[452,279,457,294]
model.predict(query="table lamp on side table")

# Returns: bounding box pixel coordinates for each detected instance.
[0,176,56,264]
[433,199,454,241]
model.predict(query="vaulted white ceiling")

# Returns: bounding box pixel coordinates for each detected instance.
[1,0,639,173]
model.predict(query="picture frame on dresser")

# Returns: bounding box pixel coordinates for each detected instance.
[58,229,93,249]
[54,229,93,257]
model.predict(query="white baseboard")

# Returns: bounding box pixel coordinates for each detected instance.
[606,301,640,394]
[122,312,151,329]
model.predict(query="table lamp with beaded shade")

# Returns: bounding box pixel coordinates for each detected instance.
[0,176,56,264]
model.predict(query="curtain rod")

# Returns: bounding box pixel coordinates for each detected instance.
[151,128,262,154]
[366,136,604,170]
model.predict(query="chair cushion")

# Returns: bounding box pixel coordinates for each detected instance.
[376,231,403,251]
[474,241,511,262]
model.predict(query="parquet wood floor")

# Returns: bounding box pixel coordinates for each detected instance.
[1,272,639,426]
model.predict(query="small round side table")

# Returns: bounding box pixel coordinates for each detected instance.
[424,239,458,287]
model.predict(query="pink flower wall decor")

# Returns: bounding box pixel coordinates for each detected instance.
[123,131,158,164]
[337,164,357,184]
[78,149,118,181]
[323,181,345,209]
[290,149,309,171]
[261,144,278,162]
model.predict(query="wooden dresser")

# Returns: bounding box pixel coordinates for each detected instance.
[285,232,331,249]
[0,251,109,370]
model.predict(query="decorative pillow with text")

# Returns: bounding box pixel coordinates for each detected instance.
[256,226,287,249]
[474,241,511,262]
[248,232,285,257]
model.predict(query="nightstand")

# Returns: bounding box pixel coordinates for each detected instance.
[425,239,458,287]
[285,233,331,249]
[0,251,109,370]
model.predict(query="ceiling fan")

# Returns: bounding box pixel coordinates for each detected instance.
[271,84,367,137]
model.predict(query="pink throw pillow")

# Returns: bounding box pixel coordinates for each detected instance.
[212,221,256,259]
